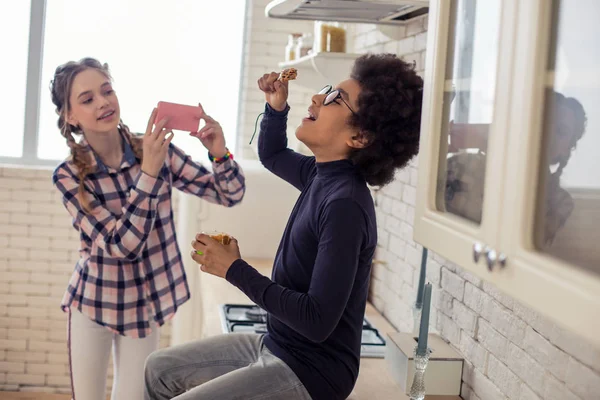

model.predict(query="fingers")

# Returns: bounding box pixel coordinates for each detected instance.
[146,108,157,135]
[156,126,170,142]
[191,239,206,254]
[198,122,217,135]
[258,72,280,93]
[190,250,204,264]
[274,79,288,94]
[198,127,216,140]
[269,72,281,91]
[195,233,216,245]
[153,117,170,135]
[198,103,215,123]
[258,74,269,93]
[162,131,174,147]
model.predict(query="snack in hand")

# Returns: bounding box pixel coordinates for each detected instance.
[209,232,232,245]
[278,68,298,82]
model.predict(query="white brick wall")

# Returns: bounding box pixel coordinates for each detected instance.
[357,16,600,400]
[0,166,173,393]
[237,0,318,160]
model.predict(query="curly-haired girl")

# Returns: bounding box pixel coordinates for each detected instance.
[144,53,423,400]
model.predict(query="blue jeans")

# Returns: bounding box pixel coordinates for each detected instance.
[144,333,312,400]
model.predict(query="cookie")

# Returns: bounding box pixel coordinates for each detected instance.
[210,233,232,245]
[278,68,298,82]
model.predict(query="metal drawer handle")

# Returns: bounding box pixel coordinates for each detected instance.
[485,247,497,271]
[473,242,483,263]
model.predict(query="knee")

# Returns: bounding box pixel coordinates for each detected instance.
[144,347,178,398]
[144,348,168,383]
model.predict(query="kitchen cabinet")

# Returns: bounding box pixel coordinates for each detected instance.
[415,0,600,345]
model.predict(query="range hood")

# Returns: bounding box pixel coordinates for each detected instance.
[265,0,429,26]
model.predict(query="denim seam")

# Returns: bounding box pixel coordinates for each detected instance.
[246,382,305,400]
[150,359,250,392]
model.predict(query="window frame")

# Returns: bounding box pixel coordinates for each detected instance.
[1,0,248,167]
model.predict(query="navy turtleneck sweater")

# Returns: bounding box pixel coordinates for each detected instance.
[225,104,377,400]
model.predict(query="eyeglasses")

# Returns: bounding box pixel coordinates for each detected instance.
[319,85,356,115]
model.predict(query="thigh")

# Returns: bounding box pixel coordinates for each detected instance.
[173,346,312,400]
[144,333,263,398]
[69,308,112,400]
[111,323,160,400]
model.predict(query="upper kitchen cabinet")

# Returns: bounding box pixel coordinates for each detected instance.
[416,0,600,345]
[414,0,516,273]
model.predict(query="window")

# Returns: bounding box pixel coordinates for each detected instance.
[1,0,31,158]
[3,0,246,165]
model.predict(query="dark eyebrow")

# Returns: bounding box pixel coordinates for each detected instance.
[336,88,357,109]
[336,88,350,101]
[77,90,92,100]
[77,82,111,99]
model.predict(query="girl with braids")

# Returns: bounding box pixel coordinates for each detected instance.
[50,57,245,400]
[144,54,423,400]
[443,90,587,245]
[541,91,587,246]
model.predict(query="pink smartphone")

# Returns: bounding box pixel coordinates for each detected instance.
[155,101,202,132]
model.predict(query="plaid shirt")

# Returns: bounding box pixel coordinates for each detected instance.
[53,133,245,338]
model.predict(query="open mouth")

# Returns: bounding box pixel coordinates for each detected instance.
[305,108,317,121]
[98,110,115,120]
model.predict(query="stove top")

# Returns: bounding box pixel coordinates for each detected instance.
[219,304,386,358]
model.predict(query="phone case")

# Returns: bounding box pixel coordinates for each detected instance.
[155,101,202,132]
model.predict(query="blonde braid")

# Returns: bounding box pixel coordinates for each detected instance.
[60,119,95,213]
[51,58,114,214]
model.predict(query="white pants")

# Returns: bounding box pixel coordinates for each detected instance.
[68,308,160,400]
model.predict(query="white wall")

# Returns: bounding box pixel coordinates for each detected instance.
[197,160,299,259]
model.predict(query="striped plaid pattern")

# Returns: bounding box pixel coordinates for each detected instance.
[53,135,245,337]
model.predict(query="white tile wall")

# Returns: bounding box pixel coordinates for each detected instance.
[237,0,317,160]
[0,166,174,393]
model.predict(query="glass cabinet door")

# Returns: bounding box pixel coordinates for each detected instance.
[500,0,600,346]
[437,0,501,224]
[415,0,514,274]
[534,0,600,274]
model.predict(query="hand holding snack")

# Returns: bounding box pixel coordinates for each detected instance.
[257,68,297,112]
[191,233,240,279]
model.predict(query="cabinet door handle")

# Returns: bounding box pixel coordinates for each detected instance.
[485,247,497,271]
[498,253,507,268]
[473,242,483,263]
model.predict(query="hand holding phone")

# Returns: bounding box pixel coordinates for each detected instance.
[189,103,227,158]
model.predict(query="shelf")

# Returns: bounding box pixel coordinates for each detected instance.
[278,52,361,90]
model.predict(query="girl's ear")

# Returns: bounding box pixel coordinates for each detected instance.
[66,113,78,128]
[347,132,369,149]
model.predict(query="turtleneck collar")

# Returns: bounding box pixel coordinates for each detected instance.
[315,158,356,179]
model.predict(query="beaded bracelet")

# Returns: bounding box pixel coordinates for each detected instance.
[208,149,233,163]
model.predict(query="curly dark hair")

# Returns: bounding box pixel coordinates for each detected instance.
[348,53,423,187]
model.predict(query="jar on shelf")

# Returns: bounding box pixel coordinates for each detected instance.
[285,33,303,62]
[314,21,347,53]
[295,33,314,59]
